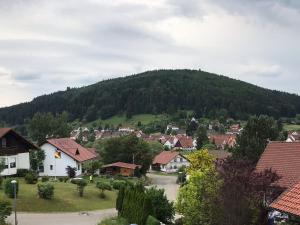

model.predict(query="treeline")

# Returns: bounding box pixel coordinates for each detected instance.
[1,69,300,125]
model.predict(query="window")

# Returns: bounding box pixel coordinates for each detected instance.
[174,158,177,162]
[10,162,16,168]
[39,165,44,173]
[1,138,6,148]
[180,158,183,162]
[50,165,53,170]
[77,163,80,171]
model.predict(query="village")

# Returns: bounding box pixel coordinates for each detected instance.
[1,115,300,225]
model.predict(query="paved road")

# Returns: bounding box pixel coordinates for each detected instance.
[147,173,179,202]
[7,209,117,225]
[6,174,178,225]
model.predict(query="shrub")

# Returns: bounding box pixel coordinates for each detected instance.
[0,201,12,224]
[96,181,112,198]
[25,171,38,184]
[98,217,129,225]
[16,169,29,177]
[0,177,3,189]
[37,183,54,199]
[4,179,18,198]
[112,180,126,190]
[146,215,160,225]
[71,178,88,197]
[66,166,76,178]
[145,187,175,224]
[41,176,49,182]
[120,186,153,225]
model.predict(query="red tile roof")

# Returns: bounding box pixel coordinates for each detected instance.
[270,180,300,217]
[256,142,300,188]
[46,138,97,162]
[153,150,181,165]
[102,162,141,169]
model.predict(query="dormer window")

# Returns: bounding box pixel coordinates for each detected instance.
[1,138,6,148]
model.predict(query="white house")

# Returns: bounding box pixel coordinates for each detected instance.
[0,128,38,176]
[39,138,97,177]
[151,150,190,173]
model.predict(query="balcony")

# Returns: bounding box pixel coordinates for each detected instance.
[0,146,19,156]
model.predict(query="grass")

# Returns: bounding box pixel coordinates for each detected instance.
[85,113,169,128]
[283,123,300,131]
[0,178,117,212]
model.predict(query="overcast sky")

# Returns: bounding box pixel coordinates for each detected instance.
[0,0,299,107]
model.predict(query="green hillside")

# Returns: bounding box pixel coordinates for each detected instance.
[0,69,300,125]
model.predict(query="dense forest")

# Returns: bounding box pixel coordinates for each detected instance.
[1,69,300,125]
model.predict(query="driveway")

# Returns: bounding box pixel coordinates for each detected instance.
[147,173,179,202]
[7,208,117,225]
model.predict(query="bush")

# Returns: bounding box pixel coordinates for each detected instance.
[96,181,112,198]
[25,171,38,184]
[112,180,126,190]
[145,187,175,224]
[98,217,129,225]
[146,215,160,225]
[71,178,88,197]
[37,183,54,199]
[66,166,76,178]
[0,177,3,189]
[41,176,49,182]
[16,169,29,177]
[0,201,12,224]
[4,179,18,198]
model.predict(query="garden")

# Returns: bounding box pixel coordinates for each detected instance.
[0,174,138,213]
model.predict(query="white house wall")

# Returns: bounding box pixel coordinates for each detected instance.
[160,155,190,173]
[0,152,30,176]
[40,143,82,177]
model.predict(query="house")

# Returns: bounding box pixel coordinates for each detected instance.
[209,134,237,150]
[152,151,190,173]
[174,135,196,151]
[270,180,300,222]
[227,124,243,134]
[0,128,38,176]
[39,138,97,177]
[256,142,300,189]
[101,162,141,176]
[286,131,300,142]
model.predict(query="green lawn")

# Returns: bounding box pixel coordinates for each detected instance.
[86,114,169,127]
[283,123,300,131]
[0,179,116,212]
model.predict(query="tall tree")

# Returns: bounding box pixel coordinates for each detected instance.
[216,158,282,225]
[231,115,280,162]
[98,135,153,175]
[176,150,222,225]
[196,125,209,149]
[27,111,71,144]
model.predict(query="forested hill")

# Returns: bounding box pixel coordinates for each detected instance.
[1,69,300,125]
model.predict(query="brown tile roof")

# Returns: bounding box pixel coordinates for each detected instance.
[208,150,231,159]
[0,128,11,138]
[175,136,194,148]
[102,162,141,169]
[209,134,236,147]
[256,142,300,188]
[153,150,180,165]
[270,180,300,217]
[0,127,37,149]
[46,138,97,162]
